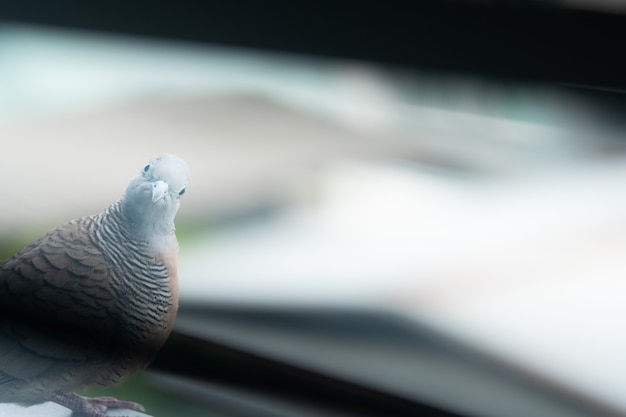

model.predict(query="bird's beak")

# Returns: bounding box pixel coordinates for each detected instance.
[152,180,169,202]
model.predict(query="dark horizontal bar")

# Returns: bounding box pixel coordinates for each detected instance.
[1,1,626,90]
[151,330,465,417]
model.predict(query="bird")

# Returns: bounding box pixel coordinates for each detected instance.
[0,153,189,417]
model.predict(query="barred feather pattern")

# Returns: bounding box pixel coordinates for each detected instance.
[90,201,177,383]
[0,200,177,405]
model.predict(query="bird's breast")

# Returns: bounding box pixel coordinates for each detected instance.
[156,248,179,334]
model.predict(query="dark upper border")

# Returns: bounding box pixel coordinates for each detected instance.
[1,1,625,91]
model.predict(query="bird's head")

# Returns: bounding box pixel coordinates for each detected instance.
[139,154,190,205]
[121,154,190,246]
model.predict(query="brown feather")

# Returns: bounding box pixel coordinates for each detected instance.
[0,217,124,404]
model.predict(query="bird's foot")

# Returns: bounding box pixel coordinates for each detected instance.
[49,392,147,417]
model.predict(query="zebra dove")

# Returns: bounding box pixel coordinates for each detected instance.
[0,154,189,417]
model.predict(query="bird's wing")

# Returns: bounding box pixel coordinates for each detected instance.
[0,218,121,383]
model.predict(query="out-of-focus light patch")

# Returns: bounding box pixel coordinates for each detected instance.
[178,161,469,306]
[0,23,576,137]
[0,23,399,133]
[179,157,626,305]
[314,160,473,245]
[326,65,400,132]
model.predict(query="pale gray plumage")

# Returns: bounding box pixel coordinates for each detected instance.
[0,154,189,417]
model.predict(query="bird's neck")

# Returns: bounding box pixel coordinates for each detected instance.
[108,200,179,254]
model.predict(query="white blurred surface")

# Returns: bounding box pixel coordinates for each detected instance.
[179,159,626,305]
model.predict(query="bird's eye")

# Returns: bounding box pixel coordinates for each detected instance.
[178,188,186,196]
[143,164,151,173]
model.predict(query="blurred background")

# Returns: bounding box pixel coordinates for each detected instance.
[2,2,626,417]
